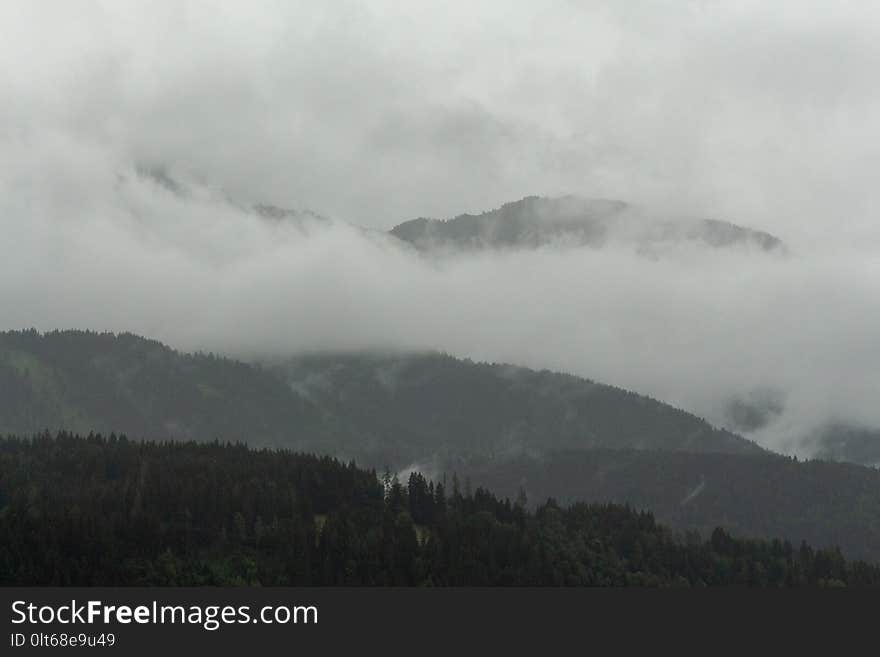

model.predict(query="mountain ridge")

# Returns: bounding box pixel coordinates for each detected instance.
[131,167,787,255]
[390,195,785,253]
[10,330,880,561]
[0,329,760,464]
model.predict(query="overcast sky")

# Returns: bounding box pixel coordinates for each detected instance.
[2,1,880,455]
[4,1,880,239]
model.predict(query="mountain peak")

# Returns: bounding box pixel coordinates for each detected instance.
[390,194,784,254]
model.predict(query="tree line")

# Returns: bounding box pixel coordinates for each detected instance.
[2,432,878,586]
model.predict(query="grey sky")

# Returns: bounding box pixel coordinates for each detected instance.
[2,1,880,455]
[4,1,880,241]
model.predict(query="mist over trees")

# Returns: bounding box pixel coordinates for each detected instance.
[3,1,880,599]
[5,2,880,460]
[0,329,756,463]
[5,330,880,565]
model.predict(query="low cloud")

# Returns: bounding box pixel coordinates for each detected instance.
[2,1,880,456]
[2,163,880,456]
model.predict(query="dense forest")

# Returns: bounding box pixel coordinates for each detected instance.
[274,351,757,462]
[454,449,880,562]
[2,433,878,587]
[7,330,880,566]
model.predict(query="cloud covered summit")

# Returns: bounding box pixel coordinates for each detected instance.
[3,1,880,457]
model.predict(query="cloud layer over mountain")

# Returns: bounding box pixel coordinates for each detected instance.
[5,1,880,241]
[2,1,880,455]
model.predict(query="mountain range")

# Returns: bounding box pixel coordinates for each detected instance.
[5,329,880,561]
[0,330,755,465]
[4,179,878,563]
[136,167,786,256]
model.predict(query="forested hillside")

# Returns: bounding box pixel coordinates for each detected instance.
[0,330,758,465]
[1,433,876,587]
[274,351,758,464]
[453,449,880,562]
[0,329,321,447]
[8,330,880,564]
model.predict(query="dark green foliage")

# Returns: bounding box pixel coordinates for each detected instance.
[453,449,880,562]
[1,433,876,587]
[7,330,880,569]
[0,432,377,585]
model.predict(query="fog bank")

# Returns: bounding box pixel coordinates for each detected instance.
[3,1,880,456]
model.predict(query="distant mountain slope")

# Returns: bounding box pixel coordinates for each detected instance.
[0,329,321,447]
[0,331,758,465]
[252,203,331,225]
[134,165,334,231]
[10,331,880,562]
[273,352,761,465]
[813,425,880,467]
[720,390,880,467]
[452,449,880,562]
[135,170,784,257]
[390,195,784,253]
